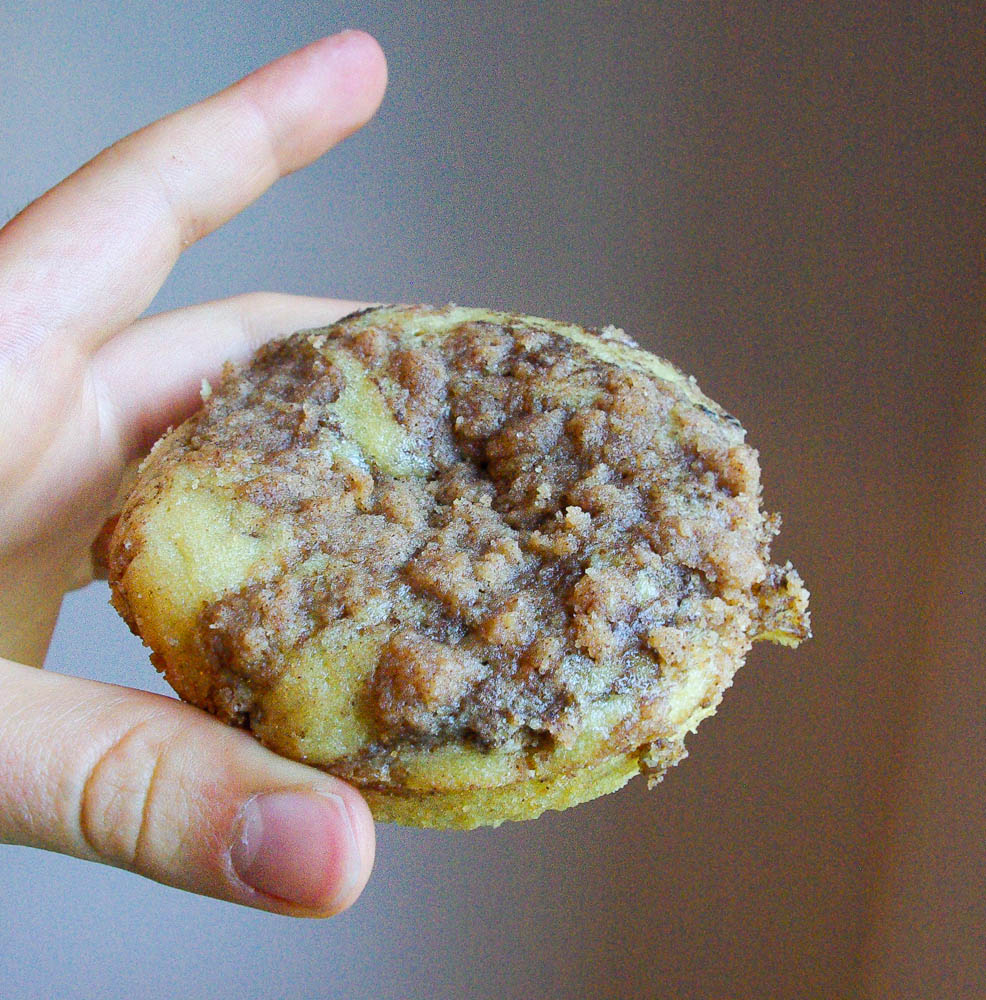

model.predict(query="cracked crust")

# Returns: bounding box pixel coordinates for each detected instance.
[108,305,809,827]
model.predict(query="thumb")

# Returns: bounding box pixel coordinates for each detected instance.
[0,659,374,916]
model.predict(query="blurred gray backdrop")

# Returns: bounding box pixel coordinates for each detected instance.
[2,3,984,998]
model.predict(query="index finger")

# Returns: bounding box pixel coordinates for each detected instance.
[0,31,386,360]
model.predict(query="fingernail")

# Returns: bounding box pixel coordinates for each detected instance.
[230,790,361,911]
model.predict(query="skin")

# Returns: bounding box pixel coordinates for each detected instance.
[0,31,387,916]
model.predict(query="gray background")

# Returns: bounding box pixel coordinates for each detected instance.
[2,3,984,998]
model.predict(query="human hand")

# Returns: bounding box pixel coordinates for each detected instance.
[0,31,386,916]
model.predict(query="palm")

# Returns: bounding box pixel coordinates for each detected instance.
[0,346,118,578]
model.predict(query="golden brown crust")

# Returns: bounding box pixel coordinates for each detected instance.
[108,305,809,826]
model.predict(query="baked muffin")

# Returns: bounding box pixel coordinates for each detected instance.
[107,305,809,828]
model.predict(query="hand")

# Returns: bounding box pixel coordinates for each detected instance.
[0,31,386,916]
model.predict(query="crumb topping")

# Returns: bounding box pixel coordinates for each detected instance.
[160,307,808,751]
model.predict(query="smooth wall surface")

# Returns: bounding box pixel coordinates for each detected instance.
[2,4,983,998]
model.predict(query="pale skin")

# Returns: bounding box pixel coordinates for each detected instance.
[0,31,387,916]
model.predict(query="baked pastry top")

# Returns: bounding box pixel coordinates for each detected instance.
[108,305,809,827]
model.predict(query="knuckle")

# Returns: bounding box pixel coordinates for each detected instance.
[77,714,177,872]
[235,290,280,321]
[235,290,275,309]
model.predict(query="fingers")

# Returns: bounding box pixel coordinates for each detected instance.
[0,31,386,360]
[0,659,375,916]
[92,293,370,457]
